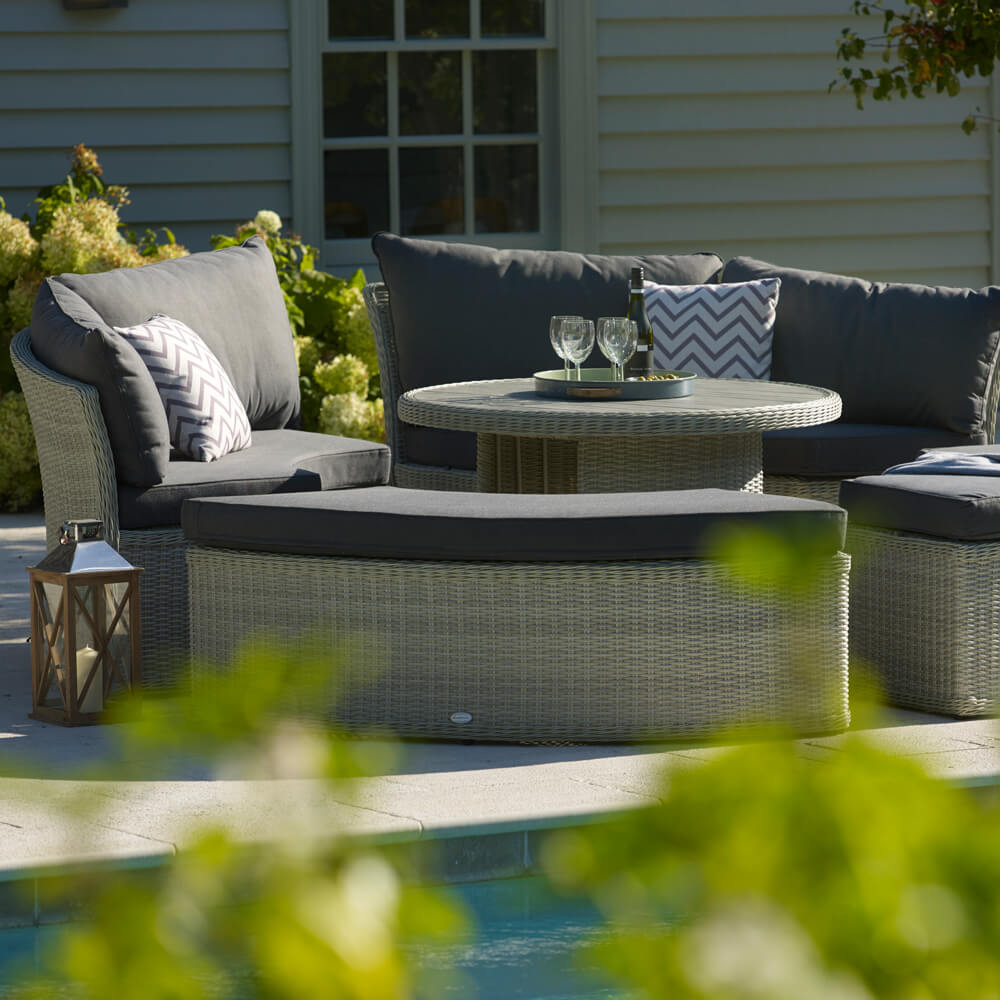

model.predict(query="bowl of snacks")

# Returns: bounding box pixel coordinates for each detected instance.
[534,368,697,400]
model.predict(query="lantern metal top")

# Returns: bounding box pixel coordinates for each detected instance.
[31,519,136,575]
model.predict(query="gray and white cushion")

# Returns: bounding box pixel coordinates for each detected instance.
[645,278,781,379]
[114,313,252,462]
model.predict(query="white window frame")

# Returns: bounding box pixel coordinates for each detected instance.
[290,0,598,274]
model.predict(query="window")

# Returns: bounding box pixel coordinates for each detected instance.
[321,0,556,267]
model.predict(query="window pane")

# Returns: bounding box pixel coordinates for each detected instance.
[473,51,537,134]
[474,145,538,233]
[400,147,464,235]
[324,149,389,239]
[405,0,468,39]
[328,0,393,39]
[323,53,387,138]
[399,52,462,136]
[481,0,543,37]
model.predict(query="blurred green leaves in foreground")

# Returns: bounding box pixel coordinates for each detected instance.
[544,738,1000,1000]
[7,528,1000,998]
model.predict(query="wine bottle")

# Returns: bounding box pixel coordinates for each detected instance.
[624,265,654,379]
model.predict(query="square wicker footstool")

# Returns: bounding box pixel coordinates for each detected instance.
[841,473,1000,716]
[182,486,850,743]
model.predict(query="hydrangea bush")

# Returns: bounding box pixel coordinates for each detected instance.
[0,145,188,511]
[211,213,384,443]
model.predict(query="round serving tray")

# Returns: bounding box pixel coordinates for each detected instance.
[534,368,697,401]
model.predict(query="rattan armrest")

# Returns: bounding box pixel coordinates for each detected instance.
[10,328,121,549]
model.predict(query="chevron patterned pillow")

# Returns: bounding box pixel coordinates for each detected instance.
[644,278,781,379]
[114,314,252,462]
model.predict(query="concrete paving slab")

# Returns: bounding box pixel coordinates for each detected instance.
[0,777,175,877]
[347,773,659,837]
[807,719,1000,755]
[86,778,424,846]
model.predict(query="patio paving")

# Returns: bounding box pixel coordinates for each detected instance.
[1,512,998,906]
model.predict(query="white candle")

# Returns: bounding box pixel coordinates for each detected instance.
[75,645,103,714]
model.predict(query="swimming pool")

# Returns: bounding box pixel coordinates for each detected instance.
[0,875,638,999]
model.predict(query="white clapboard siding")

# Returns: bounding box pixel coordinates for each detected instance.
[594,0,995,287]
[0,0,291,254]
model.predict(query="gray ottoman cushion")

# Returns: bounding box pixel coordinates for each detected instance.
[182,486,845,562]
[373,233,724,468]
[840,474,1000,541]
[722,256,1000,436]
[764,423,984,478]
[120,430,390,530]
[30,237,299,487]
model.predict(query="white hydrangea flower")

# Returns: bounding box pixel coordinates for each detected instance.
[40,198,124,275]
[0,211,39,285]
[253,209,283,235]
[314,353,369,396]
[318,392,370,438]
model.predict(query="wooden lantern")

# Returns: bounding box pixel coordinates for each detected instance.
[28,520,142,726]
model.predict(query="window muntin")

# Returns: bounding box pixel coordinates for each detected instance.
[323,0,552,260]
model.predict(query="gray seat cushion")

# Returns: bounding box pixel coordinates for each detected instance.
[722,256,1000,436]
[30,237,299,487]
[181,486,846,562]
[839,474,1000,541]
[373,233,724,469]
[763,423,984,478]
[120,430,390,530]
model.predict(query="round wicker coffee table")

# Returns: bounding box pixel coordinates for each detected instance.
[398,377,841,493]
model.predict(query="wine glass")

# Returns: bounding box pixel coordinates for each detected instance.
[549,315,583,379]
[597,317,638,381]
[560,318,595,380]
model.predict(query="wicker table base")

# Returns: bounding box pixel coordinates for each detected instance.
[478,432,763,493]
[188,546,850,743]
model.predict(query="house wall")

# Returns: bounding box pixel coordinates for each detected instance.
[593,0,996,287]
[1,0,995,287]
[0,0,292,254]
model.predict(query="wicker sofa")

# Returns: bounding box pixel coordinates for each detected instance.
[366,235,1000,501]
[11,238,390,688]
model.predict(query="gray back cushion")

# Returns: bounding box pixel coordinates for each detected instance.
[722,256,1000,435]
[30,237,299,487]
[373,233,723,467]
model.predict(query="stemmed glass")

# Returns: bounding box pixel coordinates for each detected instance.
[549,315,583,378]
[560,318,595,380]
[597,317,638,381]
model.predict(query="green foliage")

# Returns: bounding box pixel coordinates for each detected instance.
[11,640,469,999]
[0,145,188,511]
[544,740,1000,999]
[833,0,1000,131]
[211,215,383,444]
[0,392,41,511]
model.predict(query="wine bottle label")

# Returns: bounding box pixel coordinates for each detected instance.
[635,343,649,351]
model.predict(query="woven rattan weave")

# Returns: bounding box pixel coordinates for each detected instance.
[763,476,844,504]
[187,545,851,743]
[847,524,999,717]
[364,282,479,490]
[399,377,840,495]
[11,329,189,689]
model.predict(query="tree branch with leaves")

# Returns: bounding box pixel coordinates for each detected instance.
[833,0,1000,132]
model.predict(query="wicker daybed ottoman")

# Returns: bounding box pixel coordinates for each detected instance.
[182,486,850,743]
[841,473,1000,716]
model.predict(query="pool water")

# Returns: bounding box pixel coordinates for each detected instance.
[0,876,638,999]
